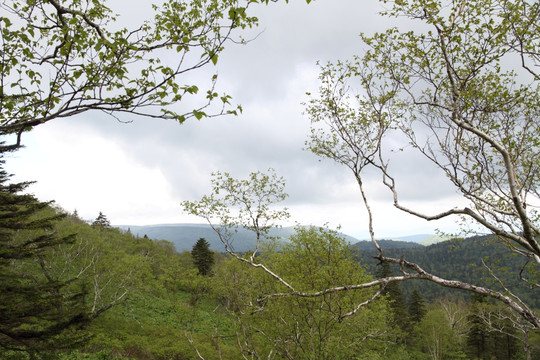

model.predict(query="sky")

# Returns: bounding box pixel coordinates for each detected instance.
[5,0,466,240]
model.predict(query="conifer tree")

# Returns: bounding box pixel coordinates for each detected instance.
[92,211,111,228]
[466,293,489,359]
[376,262,410,332]
[0,148,89,355]
[466,296,524,360]
[408,289,427,323]
[191,238,215,276]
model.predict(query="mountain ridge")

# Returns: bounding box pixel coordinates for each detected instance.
[115,223,433,252]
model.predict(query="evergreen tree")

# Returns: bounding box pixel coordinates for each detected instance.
[466,294,524,360]
[466,293,489,359]
[191,238,214,276]
[408,289,427,323]
[376,262,410,332]
[92,211,111,228]
[492,325,521,360]
[0,148,89,356]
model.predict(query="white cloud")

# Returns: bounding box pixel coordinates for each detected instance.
[6,121,182,225]
[4,0,468,238]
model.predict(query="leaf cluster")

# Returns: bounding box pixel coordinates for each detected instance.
[0,0,262,149]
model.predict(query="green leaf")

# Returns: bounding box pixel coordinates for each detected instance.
[193,110,205,120]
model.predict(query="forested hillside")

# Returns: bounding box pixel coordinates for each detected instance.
[0,208,399,359]
[1,204,234,359]
[353,239,424,251]
[2,201,539,359]
[354,236,540,308]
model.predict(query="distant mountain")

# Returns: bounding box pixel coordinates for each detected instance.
[115,223,361,253]
[392,234,434,243]
[386,234,452,245]
[418,234,453,245]
[117,223,263,252]
[355,234,451,245]
[352,239,424,251]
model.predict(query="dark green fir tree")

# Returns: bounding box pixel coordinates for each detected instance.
[466,294,522,360]
[0,147,89,357]
[466,293,489,359]
[408,289,427,323]
[191,238,215,276]
[92,211,111,228]
[376,261,410,333]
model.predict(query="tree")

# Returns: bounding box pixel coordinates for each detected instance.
[91,211,110,228]
[471,299,537,360]
[214,226,394,360]
[413,308,468,360]
[376,261,410,333]
[437,297,469,341]
[466,294,491,359]
[47,215,156,321]
[409,289,427,323]
[305,0,540,327]
[191,238,214,276]
[0,0,269,150]
[0,148,89,356]
[183,169,290,263]
[184,170,404,358]
[464,293,526,360]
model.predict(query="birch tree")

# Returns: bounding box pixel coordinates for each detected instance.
[214,226,393,360]
[182,169,291,287]
[305,0,540,327]
[183,170,402,357]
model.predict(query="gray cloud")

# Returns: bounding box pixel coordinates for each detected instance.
[6,0,465,237]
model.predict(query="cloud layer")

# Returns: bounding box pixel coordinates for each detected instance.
[5,0,465,239]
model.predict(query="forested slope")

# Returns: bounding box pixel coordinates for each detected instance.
[354,235,540,308]
[4,207,539,360]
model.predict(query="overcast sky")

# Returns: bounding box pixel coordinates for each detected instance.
[5,0,465,239]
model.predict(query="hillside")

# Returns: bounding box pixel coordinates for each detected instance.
[117,224,538,309]
[354,235,540,307]
[6,209,539,360]
[116,224,362,253]
[354,234,449,246]
[352,239,424,251]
